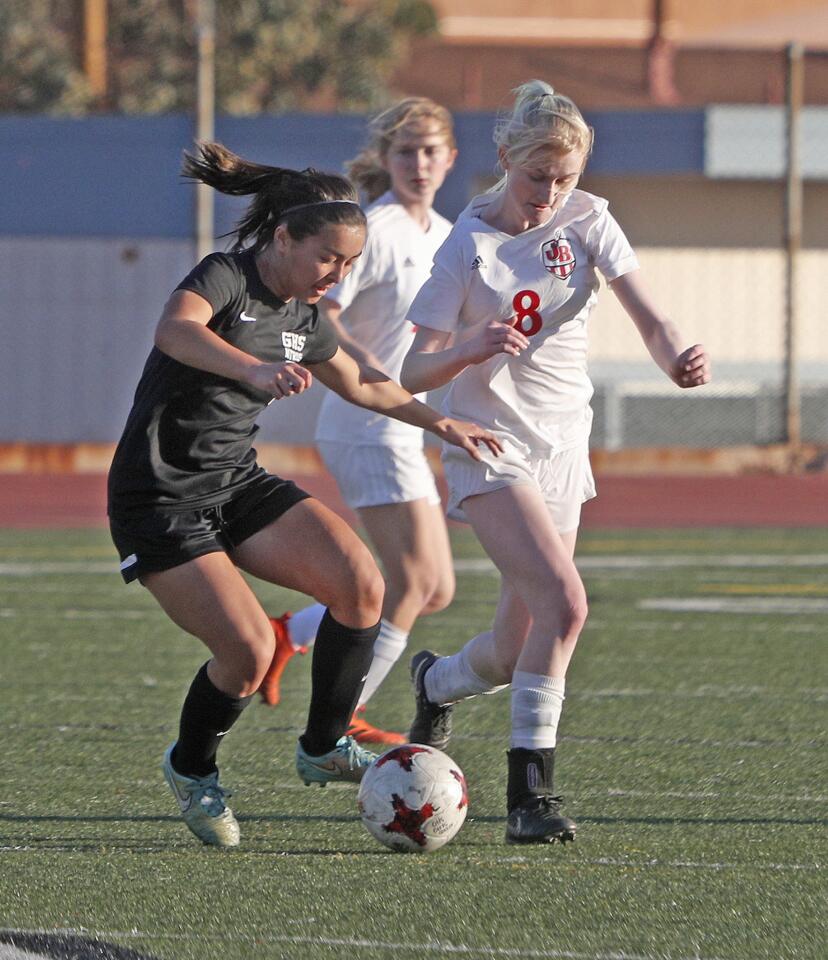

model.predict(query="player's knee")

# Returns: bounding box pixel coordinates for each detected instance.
[526,576,587,640]
[420,574,455,615]
[561,584,589,638]
[395,564,446,615]
[360,563,385,619]
[490,648,518,685]
[215,624,275,696]
[341,554,384,623]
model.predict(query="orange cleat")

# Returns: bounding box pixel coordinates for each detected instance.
[346,706,407,746]
[258,613,307,707]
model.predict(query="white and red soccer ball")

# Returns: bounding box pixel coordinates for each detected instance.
[357,744,468,853]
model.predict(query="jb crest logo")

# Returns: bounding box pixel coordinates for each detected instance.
[541,236,576,279]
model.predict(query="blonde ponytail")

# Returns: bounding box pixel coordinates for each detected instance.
[490,80,593,190]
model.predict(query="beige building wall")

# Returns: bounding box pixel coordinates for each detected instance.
[580,176,828,249]
[581,176,827,373]
[588,247,824,372]
[429,0,828,44]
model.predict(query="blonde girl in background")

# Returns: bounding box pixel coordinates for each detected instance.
[257,99,459,745]
[401,81,711,844]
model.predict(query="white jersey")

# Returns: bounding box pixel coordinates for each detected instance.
[315,192,453,445]
[406,189,639,454]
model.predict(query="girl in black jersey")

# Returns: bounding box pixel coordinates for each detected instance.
[107,141,501,849]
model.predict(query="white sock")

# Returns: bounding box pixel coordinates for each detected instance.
[286,603,326,649]
[424,639,508,705]
[510,671,565,750]
[358,619,409,707]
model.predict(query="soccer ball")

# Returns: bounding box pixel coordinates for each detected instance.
[357,744,468,853]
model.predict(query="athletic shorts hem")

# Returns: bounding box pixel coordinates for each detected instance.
[316,440,441,511]
[109,473,310,585]
[118,544,225,584]
[443,441,596,533]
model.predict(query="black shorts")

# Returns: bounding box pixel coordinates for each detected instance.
[109,472,310,584]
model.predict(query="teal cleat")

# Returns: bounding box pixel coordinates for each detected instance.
[295,735,377,786]
[162,744,240,848]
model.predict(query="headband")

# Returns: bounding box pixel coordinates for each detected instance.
[280,199,361,218]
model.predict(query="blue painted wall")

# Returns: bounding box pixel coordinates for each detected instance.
[0,109,705,239]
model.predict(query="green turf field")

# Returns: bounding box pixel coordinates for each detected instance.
[1,526,826,960]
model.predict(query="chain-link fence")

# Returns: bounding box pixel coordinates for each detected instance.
[587,245,827,449]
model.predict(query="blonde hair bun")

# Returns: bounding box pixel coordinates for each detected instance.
[494,80,593,175]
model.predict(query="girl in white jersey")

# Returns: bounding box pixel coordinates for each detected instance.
[401,81,711,845]
[257,99,458,745]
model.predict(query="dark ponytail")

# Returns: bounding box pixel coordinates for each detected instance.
[182,141,366,253]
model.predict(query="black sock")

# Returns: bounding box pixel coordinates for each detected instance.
[299,610,380,756]
[171,661,252,778]
[506,747,556,812]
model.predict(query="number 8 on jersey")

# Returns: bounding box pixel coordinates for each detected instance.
[511,290,542,337]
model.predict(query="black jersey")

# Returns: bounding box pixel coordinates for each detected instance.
[108,250,338,514]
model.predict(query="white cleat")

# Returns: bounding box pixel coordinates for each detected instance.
[162,743,240,848]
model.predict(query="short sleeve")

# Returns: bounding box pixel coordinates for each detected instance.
[302,308,340,365]
[406,231,470,333]
[586,209,639,282]
[175,254,242,316]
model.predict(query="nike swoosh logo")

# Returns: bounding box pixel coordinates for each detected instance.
[167,776,192,812]
[239,311,257,322]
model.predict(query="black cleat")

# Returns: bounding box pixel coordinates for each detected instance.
[505,746,576,845]
[408,650,453,750]
[505,795,576,845]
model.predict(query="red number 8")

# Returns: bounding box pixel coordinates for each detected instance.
[512,290,542,337]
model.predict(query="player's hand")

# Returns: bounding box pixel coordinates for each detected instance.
[671,344,711,388]
[247,361,313,399]
[433,418,504,461]
[461,319,529,365]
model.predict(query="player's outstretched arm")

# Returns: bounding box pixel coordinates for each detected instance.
[401,322,529,393]
[610,272,711,389]
[319,297,387,373]
[154,289,313,398]
[312,347,502,461]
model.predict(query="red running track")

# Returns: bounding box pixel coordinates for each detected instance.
[1,471,827,528]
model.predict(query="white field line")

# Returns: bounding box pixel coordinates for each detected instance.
[0,562,115,575]
[497,857,822,872]
[639,598,828,614]
[0,944,52,960]
[455,731,825,749]
[0,609,158,620]
[0,929,786,960]
[2,554,828,577]
[456,555,828,573]
[570,687,828,702]
[601,788,827,803]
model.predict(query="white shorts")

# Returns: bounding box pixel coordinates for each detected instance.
[317,441,441,511]
[442,440,596,533]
